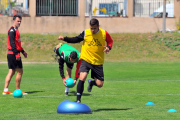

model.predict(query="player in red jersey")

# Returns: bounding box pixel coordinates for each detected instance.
[2,15,28,95]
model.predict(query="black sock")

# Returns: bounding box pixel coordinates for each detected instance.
[91,80,97,86]
[76,80,85,101]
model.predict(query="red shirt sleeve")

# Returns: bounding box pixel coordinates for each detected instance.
[75,59,82,80]
[105,31,113,50]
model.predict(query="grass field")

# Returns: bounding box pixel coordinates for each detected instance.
[1,32,180,62]
[0,62,180,120]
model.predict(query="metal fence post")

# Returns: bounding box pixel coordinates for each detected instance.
[8,0,12,16]
[89,0,92,21]
[50,0,52,16]
[162,0,166,33]
[149,3,150,16]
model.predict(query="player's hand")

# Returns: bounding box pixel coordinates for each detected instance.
[63,78,67,87]
[16,57,21,61]
[103,46,110,54]
[22,51,28,58]
[58,36,64,40]
[15,53,21,61]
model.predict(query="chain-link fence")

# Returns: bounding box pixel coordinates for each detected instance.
[133,0,174,17]
[0,0,29,16]
[85,0,127,17]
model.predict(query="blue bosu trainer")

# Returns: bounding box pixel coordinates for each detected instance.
[57,100,92,114]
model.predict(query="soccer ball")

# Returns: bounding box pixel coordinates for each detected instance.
[13,89,23,98]
[65,78,75,88]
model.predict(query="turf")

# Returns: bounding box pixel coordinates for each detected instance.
[1,32,180,62]
[0,62,180,120]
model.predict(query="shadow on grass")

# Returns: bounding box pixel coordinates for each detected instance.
[93,108,132,112]
[25,91,45,94]
[68,91,91,96]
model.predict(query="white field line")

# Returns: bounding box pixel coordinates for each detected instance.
[1,93,180,98]
[108,80,180,82]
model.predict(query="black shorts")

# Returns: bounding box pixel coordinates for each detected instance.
[79,60,104,81]
[7,54,22,69]
[66,62,74,69]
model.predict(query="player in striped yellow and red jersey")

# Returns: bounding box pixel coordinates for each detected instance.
[58,18,113,103]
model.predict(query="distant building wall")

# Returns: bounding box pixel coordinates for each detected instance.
[0,0,179,34]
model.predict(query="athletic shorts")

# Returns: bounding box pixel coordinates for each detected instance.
[66,62,74,69]
[7,54,23,69]
[79,60,104,81]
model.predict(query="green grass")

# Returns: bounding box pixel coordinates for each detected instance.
[1,32,180,119]
[0,62,180,120]
[1,32,180,62]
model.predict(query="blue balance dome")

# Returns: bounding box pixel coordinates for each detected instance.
[57,100,92,114]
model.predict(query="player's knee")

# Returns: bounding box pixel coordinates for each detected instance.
[96,83,103,88]
[19,71,23,75]
[95,80,104,88]
[8,70,15,76]
[11,71,15,76]
[17,70,23,75]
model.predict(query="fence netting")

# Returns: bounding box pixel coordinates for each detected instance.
[0,0,29,16]
[36,0,78,16]
[85,0,127,17]
[133,0,174,17]
[0,0,175,17]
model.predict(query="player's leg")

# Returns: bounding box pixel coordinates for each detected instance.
[3,54,16,95]
[76,72,88,103]
[3,69,15,95]
[4,69,15,88]
[15,68,27,95]
[15,68,23,89]
[14,56,23,90]
[65,63,74,96]
[94,78,104,87]
[15,58,27,95]
[87,64,104,92]
[65,67,72,96]
[76,60,90,103]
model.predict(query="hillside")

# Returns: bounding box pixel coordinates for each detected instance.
[1,32,180,62]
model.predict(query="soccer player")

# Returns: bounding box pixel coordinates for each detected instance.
[58,18,113,103]
[54,43,81,96]
[2,15,28,95]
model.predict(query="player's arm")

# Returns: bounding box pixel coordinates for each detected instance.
[21,50,28,58]
[8,28,20,59]
[74,59,82,80]
[58,31,85,43]
[58,53,66,81]
[72,59,82,87]
[104,31,113,54]
[21,48,28,58]
[105,31,113,50]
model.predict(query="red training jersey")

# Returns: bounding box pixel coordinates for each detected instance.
[7,26,24,58]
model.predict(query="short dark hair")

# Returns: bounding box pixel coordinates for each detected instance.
[90,18,99,26]
[70,51,77,59]
[13,15,22,20]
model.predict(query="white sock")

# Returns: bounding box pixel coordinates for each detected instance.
[65,87,69,93]
[4,88,8,92]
